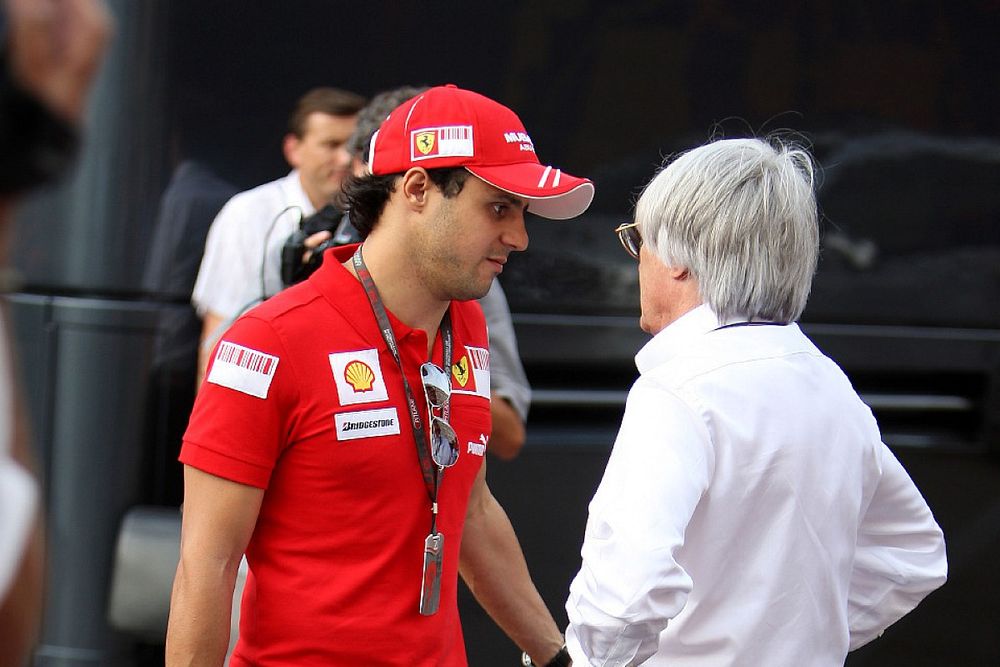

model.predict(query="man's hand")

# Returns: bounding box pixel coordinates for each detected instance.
[301,229,332,264]
[5,0,113,124]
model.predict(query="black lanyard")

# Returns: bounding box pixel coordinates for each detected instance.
[351,246,452,502]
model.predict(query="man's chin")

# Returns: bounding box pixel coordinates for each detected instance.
[449,279,493,303]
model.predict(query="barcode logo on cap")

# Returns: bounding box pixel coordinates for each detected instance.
[410,126,474,161]
[207,341,279,399]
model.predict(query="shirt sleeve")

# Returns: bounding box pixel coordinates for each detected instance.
[180,315,298,489]
[477,281,531,420]
[847,443,947,649]
[565,379,714,666]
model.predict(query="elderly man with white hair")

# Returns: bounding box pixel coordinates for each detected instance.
[565,137,948,666]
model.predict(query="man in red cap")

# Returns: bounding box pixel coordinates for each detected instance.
[166,85,591,666]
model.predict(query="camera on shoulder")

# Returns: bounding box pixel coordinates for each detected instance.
[280,204,357,286]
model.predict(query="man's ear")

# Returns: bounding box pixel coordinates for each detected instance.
[282,133,301,168]
[400,168,432,211]
[672,266,691,281]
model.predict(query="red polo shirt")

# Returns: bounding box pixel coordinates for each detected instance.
[181,244,492,665]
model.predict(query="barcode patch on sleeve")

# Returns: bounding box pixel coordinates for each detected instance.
[207,341,279,399]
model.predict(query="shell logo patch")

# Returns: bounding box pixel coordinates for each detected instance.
[329,349,389,406]
[452,356,470,388]
[414,131,435,155]
[345,360,375,392]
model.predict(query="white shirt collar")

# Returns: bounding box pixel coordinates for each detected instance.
[635,304,779,373]
[634,304,723,374]
[635,304,799,374]
[283,169,316,217]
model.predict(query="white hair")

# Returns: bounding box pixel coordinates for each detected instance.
[636,137,819,322]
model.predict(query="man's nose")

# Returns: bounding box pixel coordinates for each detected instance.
[502,213,529,252]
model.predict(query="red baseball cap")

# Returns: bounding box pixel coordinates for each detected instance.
[368,85,594,220]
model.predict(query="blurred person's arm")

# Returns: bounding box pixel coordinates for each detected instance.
[0,388,43,667]
[489,392,525,460]
[191,199,245,391]
[191,198,244,392]
[192,192,320,391]
[479,282,530,459]
[459,462,566,666]
[0,517,43,667]
[196,311,225,389]
[165,466,263,667]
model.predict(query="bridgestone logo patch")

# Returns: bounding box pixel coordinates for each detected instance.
[342,418,394,431]
[335,407,400,441]
[207,341,279,399]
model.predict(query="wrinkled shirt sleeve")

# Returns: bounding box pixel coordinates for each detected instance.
[847,443,947,649]
[566,380,714,666]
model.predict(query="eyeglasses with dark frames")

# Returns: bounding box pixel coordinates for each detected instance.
[420,362,459,468]
[615,221,642,260]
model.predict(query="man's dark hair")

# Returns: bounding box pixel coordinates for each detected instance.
[287,87,366,138]
[340,168,469,239]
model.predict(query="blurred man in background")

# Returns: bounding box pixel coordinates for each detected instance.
[0,0,111,663]
[192,86,366,384]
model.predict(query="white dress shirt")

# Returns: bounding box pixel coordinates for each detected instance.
[192,170,314,322]
[566,305,947,666]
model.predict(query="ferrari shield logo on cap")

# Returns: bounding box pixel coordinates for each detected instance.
[410,126,474,161]
[414,131,436,155]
